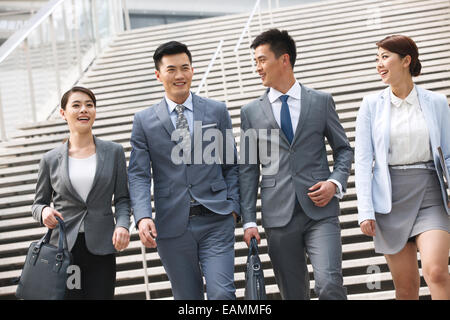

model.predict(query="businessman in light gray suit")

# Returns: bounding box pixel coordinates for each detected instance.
[240,29,353,300]
[128,41,240,300]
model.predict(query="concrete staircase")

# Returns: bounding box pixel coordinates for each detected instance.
[0,0,449,300]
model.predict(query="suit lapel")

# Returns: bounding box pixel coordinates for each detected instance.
[85,136,105,203]
[59,141,85,204]
[155,98,175,138]
[192,93,205,152]
[291,83,311,146]
[260,90,291,146]
[381,88,391,160]
[416,86,434,146]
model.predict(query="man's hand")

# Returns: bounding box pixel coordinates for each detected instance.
[112,227,130,251]
[360,219,376,237]
[42,206,64,229]
[138,218,157,248]
[243,227,260,247]
[307,181,336,207]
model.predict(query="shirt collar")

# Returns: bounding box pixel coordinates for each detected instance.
[390,85,419,108]
[268,81,301,104]
[165,92,193,113]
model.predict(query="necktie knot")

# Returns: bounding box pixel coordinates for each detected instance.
[280,95,289,103]
[175,104,185,115]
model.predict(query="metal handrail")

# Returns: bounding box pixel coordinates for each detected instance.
[0,0,64,64]
[0,0,131,141]
[196,39,224,96]
[233,0,261,53]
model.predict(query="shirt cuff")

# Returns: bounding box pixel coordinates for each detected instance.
[327,178,344,199]
[243,222,258,230]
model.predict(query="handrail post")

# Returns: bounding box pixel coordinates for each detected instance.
[235,51,244,94]
[219,47,228,104]
[268,0,274,27]
[122,0,131,31]
[90,0,101,55]
[72,0,82,76]
[49,13,62,102]
[140,243,151,300]
[257,1,262,33]
[23,39,37,123]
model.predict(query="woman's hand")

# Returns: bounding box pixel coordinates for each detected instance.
[42,206,64,229]
[360,219,376,237]
[113,227,130,251]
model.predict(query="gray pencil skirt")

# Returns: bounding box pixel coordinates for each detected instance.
[374,168,450,255]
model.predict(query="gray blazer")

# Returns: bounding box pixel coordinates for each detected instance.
[128,93,240,240]
[239,83,353,228]
[31,136,131,255]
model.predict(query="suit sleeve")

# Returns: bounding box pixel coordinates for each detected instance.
[113,144,131,230]
[239,107,260,225]
[128,113,153,229]
[220,103,240,216]
[31,156,52,226]
[324,94,353,193]
[354,97,376,224]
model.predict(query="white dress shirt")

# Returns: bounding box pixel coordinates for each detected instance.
[69,153,96,232]
[243,82,343,230]
[389,85,432,165]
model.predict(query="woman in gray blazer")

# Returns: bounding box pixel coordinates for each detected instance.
[31,86,131,299]
[355,35,450,300]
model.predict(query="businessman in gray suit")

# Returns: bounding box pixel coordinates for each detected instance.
[128,41,240,300]
[240,29,353,300]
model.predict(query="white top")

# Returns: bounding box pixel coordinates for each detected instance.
[69,153,96,233]
[243,82,343,230]
[389,86,432,165]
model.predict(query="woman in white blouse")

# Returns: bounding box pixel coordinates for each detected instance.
[355,35,450,299]
[32,86,131,299]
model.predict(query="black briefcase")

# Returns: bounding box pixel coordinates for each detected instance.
[16,216,72,300]
[244,237,267,300]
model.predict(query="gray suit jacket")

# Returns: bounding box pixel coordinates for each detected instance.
[31,136,131,255]
[128,93,240,240]
[239,84,353,228]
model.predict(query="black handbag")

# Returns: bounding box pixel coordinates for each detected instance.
[244,237,267,300]
[16,216,72,300]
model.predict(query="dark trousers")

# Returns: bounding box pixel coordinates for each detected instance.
[265,200,347,300]
[65,233,116,300]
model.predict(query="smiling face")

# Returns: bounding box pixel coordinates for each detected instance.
[254,44,287,88]
[60,91,96,134]
[155,53,194,104]
[376,47,412,86]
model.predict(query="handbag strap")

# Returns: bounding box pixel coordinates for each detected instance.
[30,216,69,267]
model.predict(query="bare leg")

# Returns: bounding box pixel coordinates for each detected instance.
[416,230,450,300]
[385,242,420,300]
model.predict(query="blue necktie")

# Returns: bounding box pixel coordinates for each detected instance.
[280,95,294,144]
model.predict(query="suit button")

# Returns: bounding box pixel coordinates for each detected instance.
[188,184,192,188]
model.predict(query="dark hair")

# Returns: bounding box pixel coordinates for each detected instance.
[250,29,297,69]
[153,41,192,71]
[376,35,422,77]
[60,86,96,110]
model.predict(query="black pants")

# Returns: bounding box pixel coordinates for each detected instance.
[65,233,116,300]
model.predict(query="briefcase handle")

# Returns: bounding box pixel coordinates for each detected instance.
[248,237,259,256]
